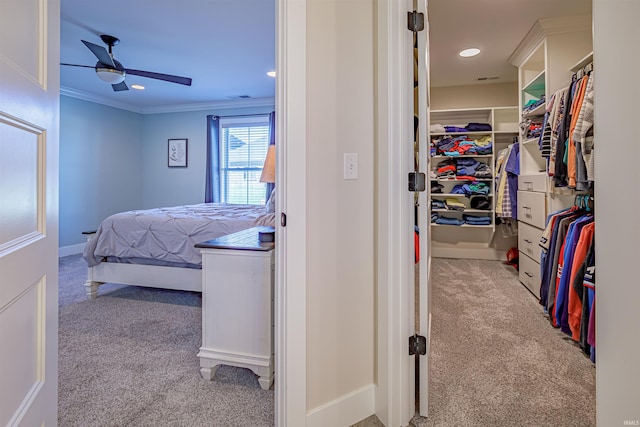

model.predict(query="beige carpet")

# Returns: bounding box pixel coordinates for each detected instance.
[58,255,274,426]
[411,257,596,426]
[60,255,595,426]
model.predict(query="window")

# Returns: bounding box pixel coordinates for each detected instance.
[218,115,270,205]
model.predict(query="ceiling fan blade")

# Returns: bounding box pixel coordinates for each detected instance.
[112,81,129,92]
[125,69,192,86]
[60,63,95,68]
[81,40,115,68]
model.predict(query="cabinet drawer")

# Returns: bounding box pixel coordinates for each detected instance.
[517,191,546,228]
[518,222,543,262]
[519,252,541,297]
[518,174,547,192]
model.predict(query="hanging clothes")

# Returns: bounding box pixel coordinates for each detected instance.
[538,204,596,362]
[495,143,519,220]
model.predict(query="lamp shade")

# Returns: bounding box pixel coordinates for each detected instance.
[259,145,276,183]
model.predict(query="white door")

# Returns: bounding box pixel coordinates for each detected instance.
[415,0,431,418]
[0,0,60,425]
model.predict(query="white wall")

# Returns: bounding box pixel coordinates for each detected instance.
[59,96,143,247]
[430,82,518,110]
[593,0,640,424]
[305,0,375,420]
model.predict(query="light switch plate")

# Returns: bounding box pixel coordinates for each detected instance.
[344,153,358,180]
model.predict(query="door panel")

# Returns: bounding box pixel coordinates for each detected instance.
[0,0,60,425]
[0,117,42,251]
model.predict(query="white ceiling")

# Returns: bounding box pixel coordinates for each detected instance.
[428,0,592,87]
[59,0,592,112]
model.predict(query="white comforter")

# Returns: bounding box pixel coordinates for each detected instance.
[83,203,275,267]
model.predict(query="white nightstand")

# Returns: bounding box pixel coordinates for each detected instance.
[195,226,275,390]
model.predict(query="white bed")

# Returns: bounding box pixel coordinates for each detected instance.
[83,201,275,299]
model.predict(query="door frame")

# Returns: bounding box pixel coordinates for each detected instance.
[275,0,307,425]
[275,0,416,425]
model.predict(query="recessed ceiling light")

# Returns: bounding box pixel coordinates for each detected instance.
[267,71,276,77]
[459,48,481,58]
[130,84,145,90]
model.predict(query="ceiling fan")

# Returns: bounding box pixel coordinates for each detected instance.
[61,34,192,92]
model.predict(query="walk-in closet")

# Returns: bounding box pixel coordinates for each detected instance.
[421,3,597,425]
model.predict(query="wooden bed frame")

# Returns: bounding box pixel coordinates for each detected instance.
[83,232,202,299]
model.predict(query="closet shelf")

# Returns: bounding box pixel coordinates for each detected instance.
[431,178,493,182]
[428,106,518,257]
[430,131,492,136]
[430,224,494,228]
[430,154,492,159]
[432,209,491,214]
[522,103,546,118]
[523,70,545,95]
[570,51,594,73]
[522,137,540,146]
[431,193,492,198]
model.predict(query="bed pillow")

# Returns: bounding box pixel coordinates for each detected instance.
[265,188,276,212]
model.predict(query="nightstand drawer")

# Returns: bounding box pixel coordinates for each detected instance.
[518,191,546,229]
[518,222,543,262]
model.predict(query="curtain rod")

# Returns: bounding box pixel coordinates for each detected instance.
[208,112,274,119]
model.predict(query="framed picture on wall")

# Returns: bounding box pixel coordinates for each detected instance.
[168,138,188,168]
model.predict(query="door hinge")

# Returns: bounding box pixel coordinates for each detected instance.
[408,172,426,192]
[409,334,427,356]
[407,11,424,32]
[281,212,287,227]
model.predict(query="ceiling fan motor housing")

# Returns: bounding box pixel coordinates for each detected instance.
[96,59,126,84]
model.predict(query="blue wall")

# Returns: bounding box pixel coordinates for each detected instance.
[59,96,143,247]
[59,95,274,248]
[140,106,274,209]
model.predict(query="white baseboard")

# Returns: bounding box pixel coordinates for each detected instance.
[306,384,375,427]
[59,243,85,257]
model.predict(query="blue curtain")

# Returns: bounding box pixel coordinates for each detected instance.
[266,111,276,198]
[205,115,220,203]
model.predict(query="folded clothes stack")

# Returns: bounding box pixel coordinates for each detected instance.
[431,199,446,210]
[432,135,493,157]
[451,182,491,197]
[445,198,466,211]
[429,122,492,133]
[431,182,444,193]
[431,214,464,226]
[463,214,492,225]
[470,196,491,210]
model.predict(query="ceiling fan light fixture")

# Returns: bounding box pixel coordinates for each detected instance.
[96,67,126,84]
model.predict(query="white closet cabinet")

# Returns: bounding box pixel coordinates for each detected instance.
[428,106,518,260]
[509,15,592,295]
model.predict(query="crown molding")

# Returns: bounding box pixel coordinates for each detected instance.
[141,97,276,114]
[508,14,592,67]
[60,86,143,113]
[60,87,275,115]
